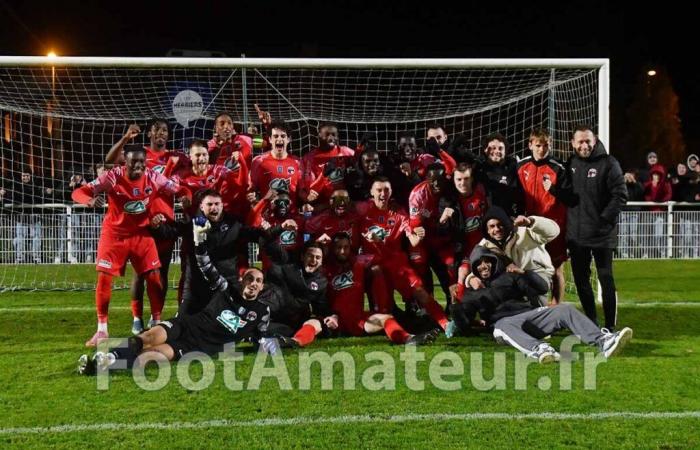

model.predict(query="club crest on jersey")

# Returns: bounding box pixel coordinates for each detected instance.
[217,310,247,334]
[287,167,295,175]
[587,168,597,178]
[123,200,147,214]
[144,186,153,195]
[207,175,216,184]
[499,176,508,185]
[132,188,141,196]
[332,271,354,290]
[310,281,319,291]
[388,218,396,226]
[269,178,291,192]
[280,230,297,245]
[246,311,258,321]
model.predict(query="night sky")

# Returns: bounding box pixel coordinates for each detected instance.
[1,0,696,159]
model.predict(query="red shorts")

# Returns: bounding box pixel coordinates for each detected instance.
[546,234,569,267]
[96,233,161,276]
[338,311,371,336]
[380,252,423,298]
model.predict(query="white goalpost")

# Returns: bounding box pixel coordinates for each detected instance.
[0,57,609,291]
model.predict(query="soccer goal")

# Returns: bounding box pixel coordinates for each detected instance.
[0,57,609,291]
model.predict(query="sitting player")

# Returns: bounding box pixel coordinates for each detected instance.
[326,232,438,345]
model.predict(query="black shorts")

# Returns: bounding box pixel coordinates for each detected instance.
[157,318,222,360]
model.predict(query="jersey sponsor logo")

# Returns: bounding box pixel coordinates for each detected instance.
[151,259,159,266]
[152,165,166,174]
[97,259,112,269]
[123,200,148,214]
[269,178,291,192]
[327,167,345,183]
[367,225,388,241]
[310,281,319,291]
[332,271,354,290]
[216,309,247,334]
[280,230,297,245]
[587,168,597,178]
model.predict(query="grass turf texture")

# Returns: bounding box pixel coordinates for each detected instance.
[1,260,699,448]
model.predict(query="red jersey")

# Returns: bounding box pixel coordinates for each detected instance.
[456,183,488,255]
[408,181,441,234]
[250,152,302,204]
[325,258,365,314]
[516,155,568,225]
[75,166,180,238]
[301,145,355,199]
[144,146,185,221]
[356,201,410,256]
[305,209,360,249]
[207,135,253,168]
[172,164,237,216]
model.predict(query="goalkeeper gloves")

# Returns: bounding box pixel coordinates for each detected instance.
[193,216,212,246]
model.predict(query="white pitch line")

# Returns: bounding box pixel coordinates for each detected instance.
[1,302,699,313]
[1,411,699,435]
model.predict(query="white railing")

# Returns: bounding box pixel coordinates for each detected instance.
[1,201,698,265]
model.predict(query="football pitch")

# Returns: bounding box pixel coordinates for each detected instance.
[1,260,699,448]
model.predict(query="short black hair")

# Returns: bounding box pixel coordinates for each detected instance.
[482,132,509,152]
[318,121,338,132]
[215,111,234,122]
[195,188,222,207]
[303,240,325,254]
[572,124,595,137]
[332,231,352,244]
[149,118,170,132]
[398,131,416,141]
[123,144,145,157]
[426,123,445,133]
[269,120,290,135]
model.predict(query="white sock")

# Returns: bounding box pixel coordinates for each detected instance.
[97,322,108,333]
[133,317,142,323]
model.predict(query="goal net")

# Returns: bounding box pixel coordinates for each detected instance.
[0,57,608,291]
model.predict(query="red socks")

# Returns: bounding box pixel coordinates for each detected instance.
[423,296,448,330]
[293,324,317,347]
[144,270,164,321]
[96,272,113,323]
[130,298,143,319]
[383,318,411,344]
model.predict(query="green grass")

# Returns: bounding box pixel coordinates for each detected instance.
[1,260,699,448]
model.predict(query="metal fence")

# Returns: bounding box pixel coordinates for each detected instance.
[1,202,699,265]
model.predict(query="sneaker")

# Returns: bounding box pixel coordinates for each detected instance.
[131,318,144,335]
[599,327,633,358]
[276,335,300,349]
[445,320,459,339]
[77,354,96,376]
[405,299,428,318]
[531,343,560,364]
[259,337,281,355]
[405,330,437,346]
[85,330,108,347]
[147,318,160,329]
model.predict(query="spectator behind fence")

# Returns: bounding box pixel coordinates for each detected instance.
[688,154,699,175]
[643,167,672,257]
[6,171,51,264]
[619,170,644,258]
[670,163,700,257]
[638,151,666,184]
[50,170,89,263]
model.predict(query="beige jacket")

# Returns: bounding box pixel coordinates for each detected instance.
[470,216,559,282]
